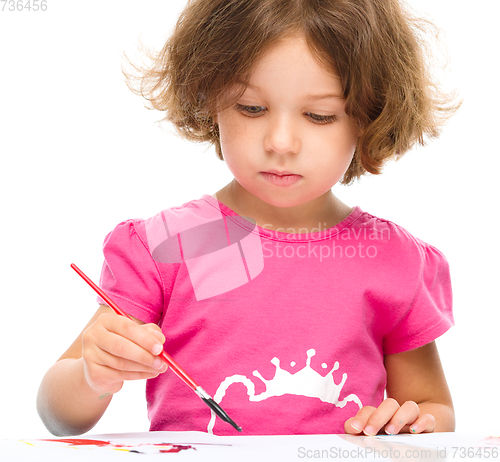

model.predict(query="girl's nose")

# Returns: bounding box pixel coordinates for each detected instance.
[263,114,300,155]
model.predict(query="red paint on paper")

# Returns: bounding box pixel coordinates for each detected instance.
[42,439,114,447]
[159,444,194,453]
[41,438,195,453]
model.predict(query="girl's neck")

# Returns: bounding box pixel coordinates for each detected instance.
[213,180,352,234]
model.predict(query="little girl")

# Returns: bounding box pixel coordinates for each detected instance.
[37,0,460,437]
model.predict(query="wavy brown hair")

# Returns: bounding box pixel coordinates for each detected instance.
[123,0,461,185]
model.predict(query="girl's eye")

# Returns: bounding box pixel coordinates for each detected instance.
[236,104,266,116]
[235,104,337,124]
[306,113,338,124]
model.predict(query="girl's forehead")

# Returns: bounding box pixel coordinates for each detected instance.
[243,35,343,95]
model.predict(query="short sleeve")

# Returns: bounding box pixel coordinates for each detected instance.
[383,241,454,355]
[97,219,164,324]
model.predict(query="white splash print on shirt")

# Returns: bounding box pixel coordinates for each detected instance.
[207,349,362,433]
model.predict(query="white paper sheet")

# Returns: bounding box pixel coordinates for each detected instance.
[1,432,498,462]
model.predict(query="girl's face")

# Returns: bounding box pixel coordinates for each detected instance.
[216,34,359,211]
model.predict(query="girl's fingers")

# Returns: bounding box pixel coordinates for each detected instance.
[95,330,164,372]
[84,315,165,370]
[409,413,435,434]
[84,361,163,395]
[143,323,166,345]
[345,400,435,436]
[344,406,377,434]
[96,363,164,382]
[81,314,168,395]
[93,343,167,374]
[384,400,420,435]
[362,398,401,436]
[103,315,165,357]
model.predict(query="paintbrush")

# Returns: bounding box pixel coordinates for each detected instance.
[70,263,242,432]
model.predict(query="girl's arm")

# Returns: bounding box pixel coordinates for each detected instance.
[37,304,167,436]
[344,341,454,435]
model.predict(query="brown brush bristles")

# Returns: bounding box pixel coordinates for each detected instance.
[122,0,462,185]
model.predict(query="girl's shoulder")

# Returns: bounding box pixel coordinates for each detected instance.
[103,194,235,264]
[342,208,451,292]
[352,207,447,257]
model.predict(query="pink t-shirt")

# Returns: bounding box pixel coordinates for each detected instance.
[97,194,453,435]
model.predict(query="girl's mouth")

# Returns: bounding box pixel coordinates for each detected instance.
[261,172,302,187]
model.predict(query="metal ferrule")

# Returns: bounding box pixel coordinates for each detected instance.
[195,386,212,400]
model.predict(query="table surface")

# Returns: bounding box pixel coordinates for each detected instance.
[1,431,499,461]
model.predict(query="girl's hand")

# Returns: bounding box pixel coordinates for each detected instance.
[343,342,454,435]
[81,312,168,396]
[344,398,435,435]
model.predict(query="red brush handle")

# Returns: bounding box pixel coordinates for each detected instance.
[70,263,199,391]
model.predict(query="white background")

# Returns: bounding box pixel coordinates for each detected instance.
[1,0,498,439]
